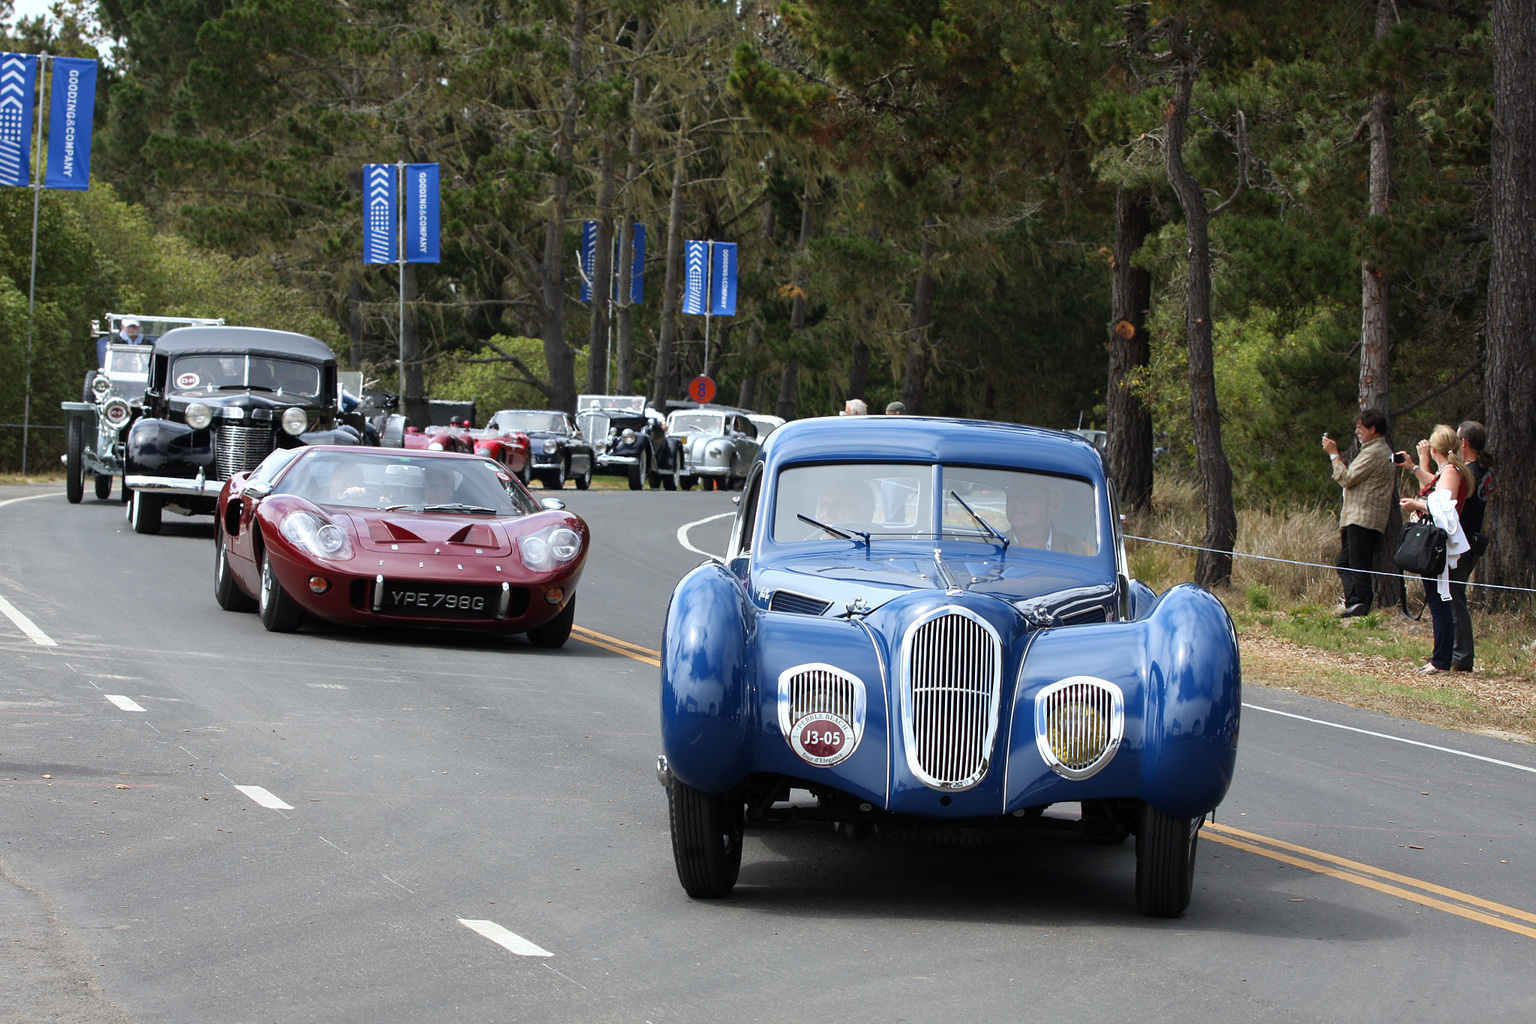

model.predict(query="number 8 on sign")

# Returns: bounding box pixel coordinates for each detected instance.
[689,375,716,404]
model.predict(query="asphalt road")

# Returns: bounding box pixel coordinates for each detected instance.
[2,482,1534,1023]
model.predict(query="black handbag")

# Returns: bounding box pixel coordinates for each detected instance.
[1394,518,1448,576]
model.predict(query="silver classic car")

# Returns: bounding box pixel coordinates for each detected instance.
[666,406,760,490]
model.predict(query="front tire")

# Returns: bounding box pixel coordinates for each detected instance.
[1135,803,1201,918]
[65,418,84,504]
[129,489,162,535]
[628,449,647,490]
[574,457,592,491]
[258,549,304,632]
[94,474,113,500]
[214,527,256,612]
[544,460,566,490]
[667,778,744,898]
[526,597,575,649]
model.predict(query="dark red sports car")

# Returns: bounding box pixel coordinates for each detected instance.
[213,446,587,644]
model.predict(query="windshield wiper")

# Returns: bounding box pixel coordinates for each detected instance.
[214,384,275,392]
[796,513,870,546]
[949,491,1009,551]
[421,503,498,515]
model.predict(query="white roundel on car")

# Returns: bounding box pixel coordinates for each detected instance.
[176,372,200,388]
[777,663,866,767]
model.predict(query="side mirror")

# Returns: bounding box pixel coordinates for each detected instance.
[540,497,566,511]
[244,481,273,499]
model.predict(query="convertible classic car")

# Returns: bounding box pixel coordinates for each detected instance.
[577,394,679,490]
[123,326,359,533]
[658,416,1241,917]
[213,446,587,644]
[485,409,594,490]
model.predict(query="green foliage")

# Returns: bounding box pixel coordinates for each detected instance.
[427,338,589,415]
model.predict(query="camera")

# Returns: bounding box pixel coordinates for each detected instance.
[1393,451,1407,465]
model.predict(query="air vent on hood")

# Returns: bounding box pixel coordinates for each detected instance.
[770,590,832,616]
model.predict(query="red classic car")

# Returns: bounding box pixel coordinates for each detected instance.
[470,427,532,485]
[402,425,475,453]
[212,446,587,645]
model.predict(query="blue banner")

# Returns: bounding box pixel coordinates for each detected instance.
[363,163,396,264]
[710,241,737,316]
[626,223,645,304]
[403,162,439,263]
[0,52,38,187]
[579,220,597,302]
[45,57,96,190]
[682,239,708,316]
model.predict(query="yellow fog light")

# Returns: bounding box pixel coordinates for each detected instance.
[544,587,564,605]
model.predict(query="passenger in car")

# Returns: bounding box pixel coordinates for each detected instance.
[1004,477,1090,554]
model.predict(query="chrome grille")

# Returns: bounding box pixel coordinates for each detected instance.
[1034,676,1124,780]
[902,609,1002,790]
[215,422,276,480]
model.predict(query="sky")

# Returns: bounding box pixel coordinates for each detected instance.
[8,1,57,24]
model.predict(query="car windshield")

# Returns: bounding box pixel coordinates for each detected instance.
[276,452,538,514]
[580,395,646,414]
[772,462,1099,555]
[669,413,726,435]
[103,346,151,378]
[491,411,566,433]
[170,354,322,398]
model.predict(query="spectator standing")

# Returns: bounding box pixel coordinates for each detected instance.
[885,401,906,414]
[1321,408,1395,617]
[1451,421,1492,671]
[842,398,868,416]
[1398,424,1473,674]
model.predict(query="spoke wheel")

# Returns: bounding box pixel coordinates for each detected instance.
[258,549,304,632]
[668,778,744,898]
[214,526,256,612]
[1134,803,1201,918]
[526,597,575,649]
[65,418,84,504]
[129,489,162,535]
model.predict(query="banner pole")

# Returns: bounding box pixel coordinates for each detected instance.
[396,161,405,403]
[20,54,48,477]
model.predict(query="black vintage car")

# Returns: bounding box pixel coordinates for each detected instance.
[576,394,680,490]
[123,326,359,533]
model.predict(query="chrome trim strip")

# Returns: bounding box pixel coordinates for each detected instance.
[123,474,223,496]
[372,574,385,612]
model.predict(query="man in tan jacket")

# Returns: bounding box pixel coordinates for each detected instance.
[1322,408,1396,617]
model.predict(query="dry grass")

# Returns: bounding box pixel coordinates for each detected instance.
[1127,477,1536,744]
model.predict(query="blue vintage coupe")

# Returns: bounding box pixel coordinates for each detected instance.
[658,415,1241,917]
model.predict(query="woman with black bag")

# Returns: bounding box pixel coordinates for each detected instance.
[1397,424,1473,674]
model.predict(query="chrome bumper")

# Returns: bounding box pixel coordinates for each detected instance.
[124,472,224,497]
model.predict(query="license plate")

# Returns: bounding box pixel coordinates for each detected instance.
[378,581,498,618]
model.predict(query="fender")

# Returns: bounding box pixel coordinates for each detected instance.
[661,563,754,792]
[127,418,210,473]
[1006,583,1240,817]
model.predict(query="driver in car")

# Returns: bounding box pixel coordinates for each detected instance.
[423,465,459,505]
[1004,477,1090,553]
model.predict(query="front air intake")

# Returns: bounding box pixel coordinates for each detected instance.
[216,422,276,480]
[900,608,1002,790]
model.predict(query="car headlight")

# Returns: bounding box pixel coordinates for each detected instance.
[282,407,308,435]
[91,375,112,398]
[706,441,727,459]
[185,403,213,430]
[279,510,354,560]
[428,441,444,451]
[620,428,636,443]
[520,523,582,571]
[542,438,563,454]
[101,398,132,428]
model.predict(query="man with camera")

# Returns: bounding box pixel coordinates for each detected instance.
[1322,408,1395,617]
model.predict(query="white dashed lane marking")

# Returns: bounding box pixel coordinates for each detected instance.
[459,919,554,957]
[105,694,146,712]
[235,785,294,810]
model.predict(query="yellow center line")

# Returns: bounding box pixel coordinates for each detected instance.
[1206,821,1536,939]
[571,625,660,666]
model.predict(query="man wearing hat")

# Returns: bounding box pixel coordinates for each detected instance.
[885,401,905,414]
[96,317,146,369]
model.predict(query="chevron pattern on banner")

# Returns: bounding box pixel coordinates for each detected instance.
[363,163,397,264]
[0,53,38,188]
[682,239,708,315]
[579,220,597,302]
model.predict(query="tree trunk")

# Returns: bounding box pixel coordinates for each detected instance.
[400,263,428,427]
[777,185,815,417]
[1107,186,1154,514]
[650,129,688,409]
[347,277,364,369]
[1364,0,1401,612]
[1163,31,1237,588]
[776,361,799,421]
[614,18,650,395]
[901,232,936,414]
[1484,0,1536,595]
[848,336,870,404]
[539,0,588,413]
[737,320,761,410]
